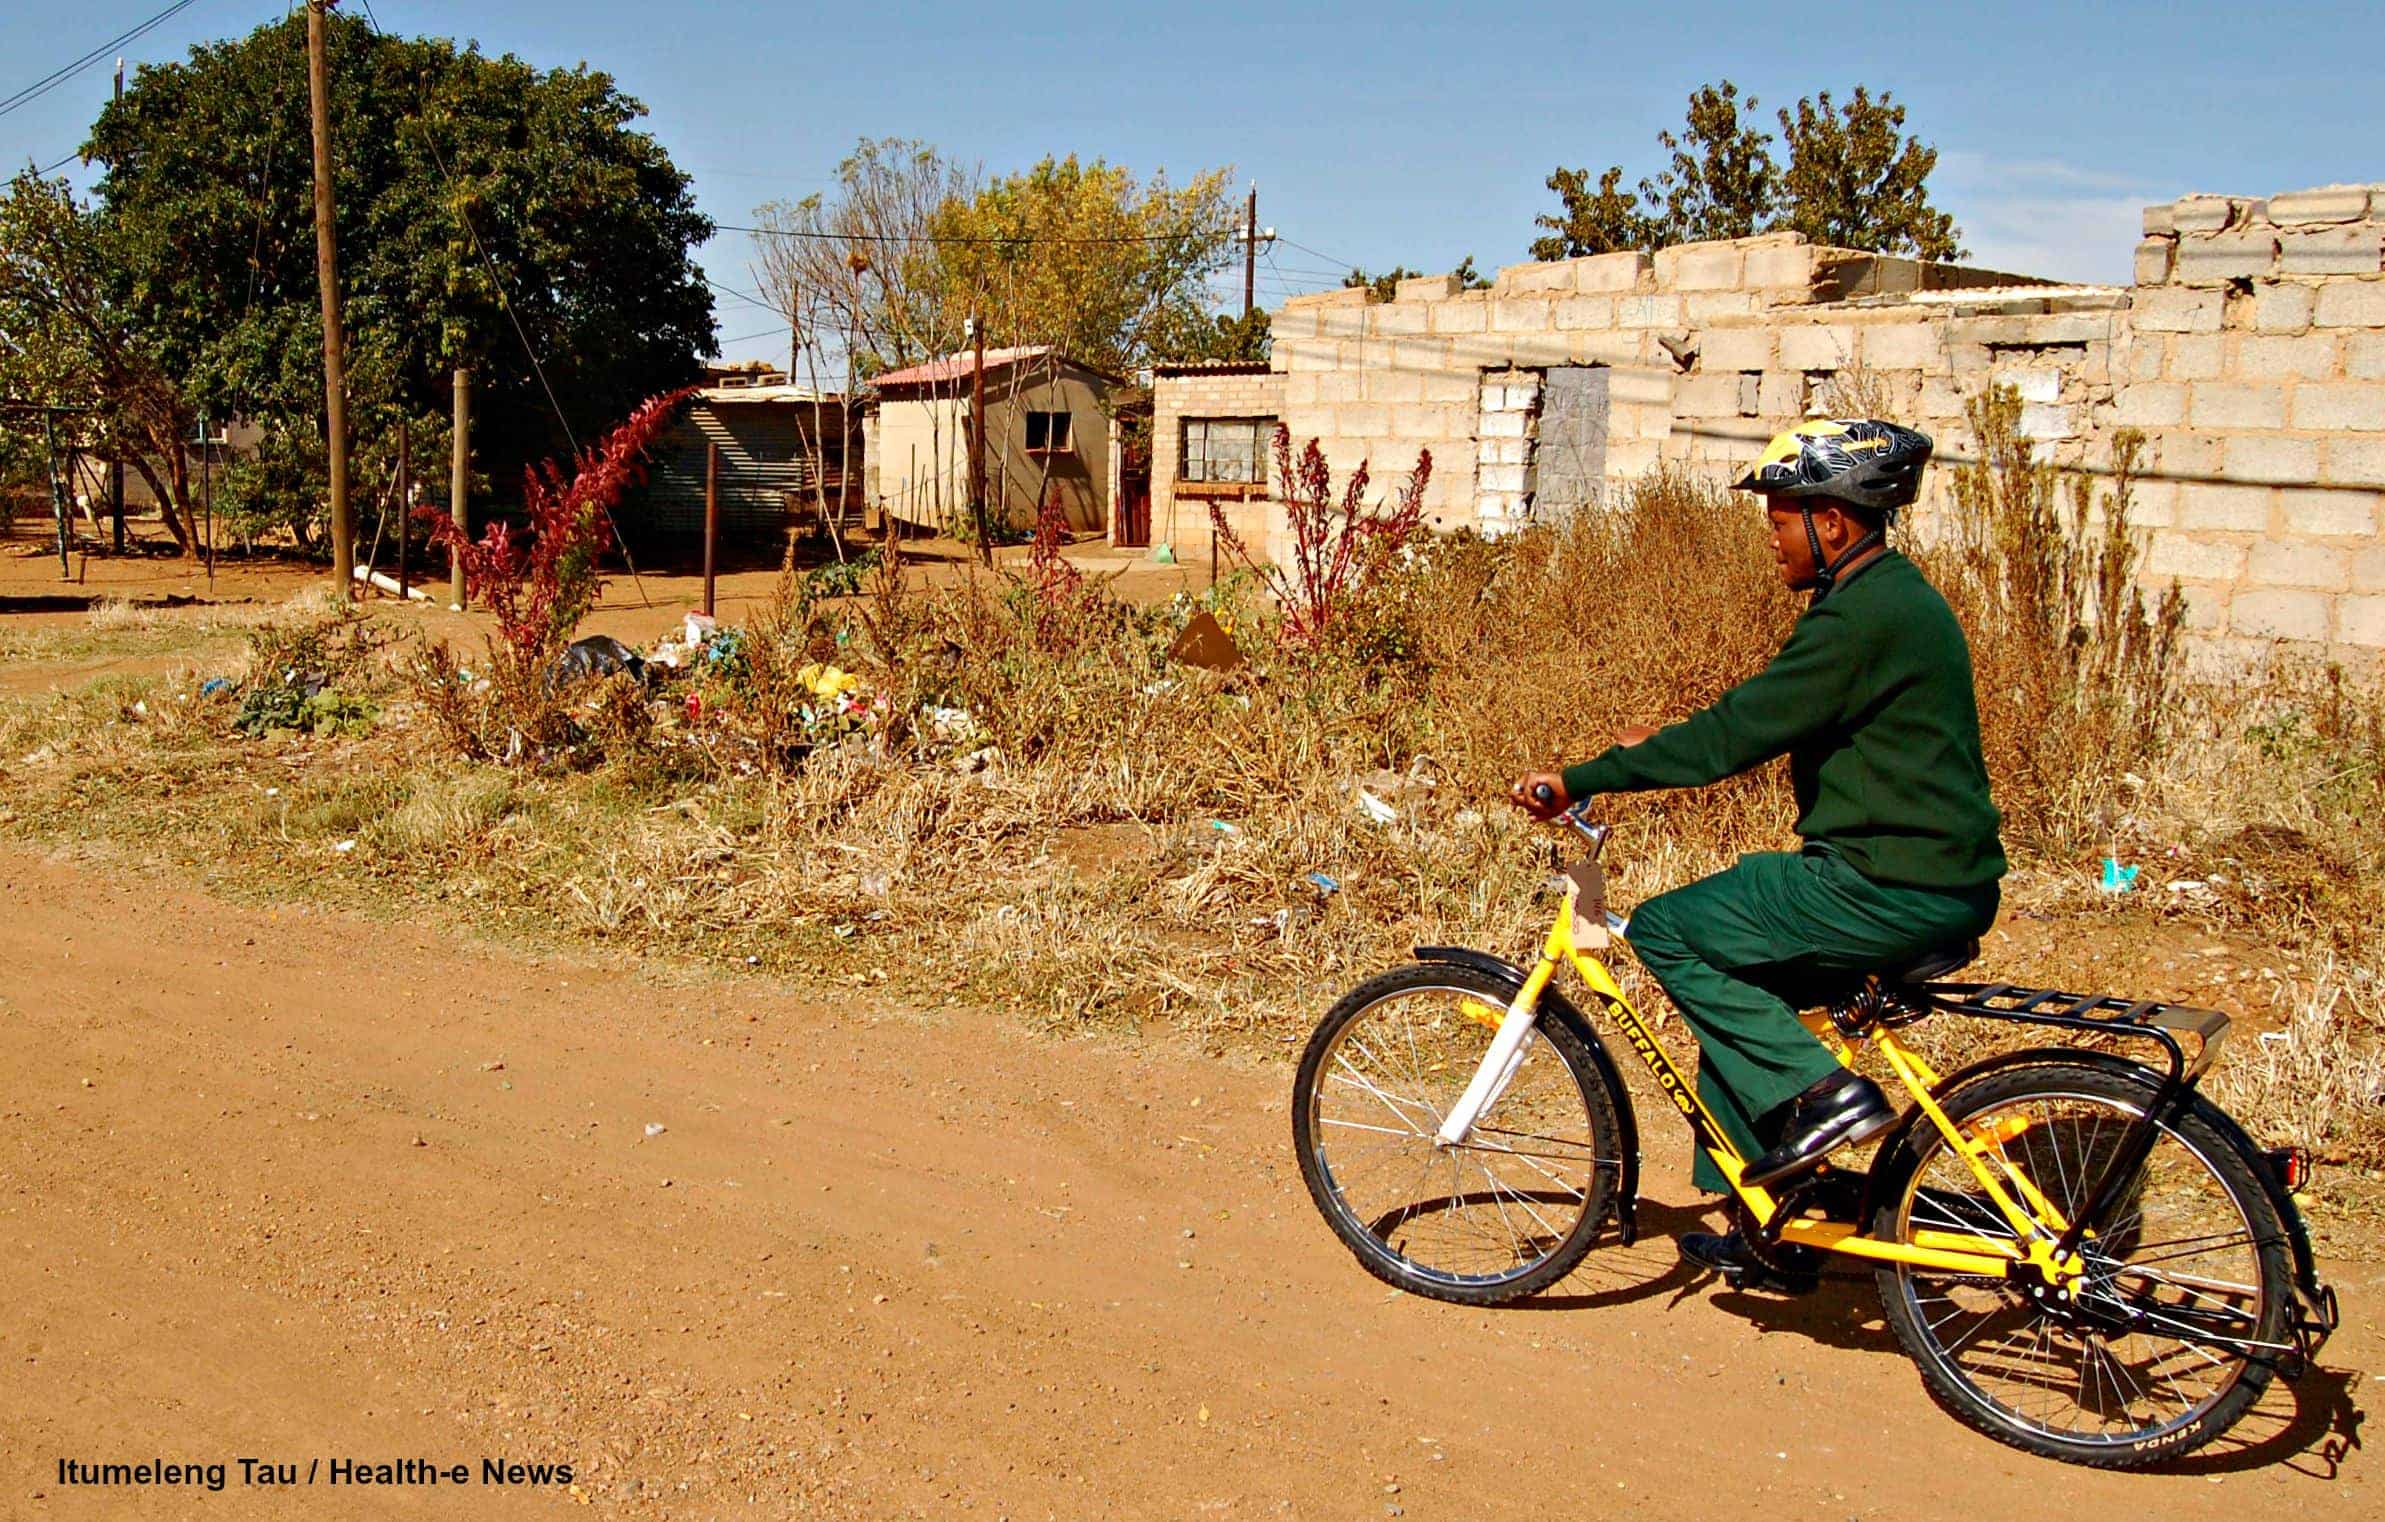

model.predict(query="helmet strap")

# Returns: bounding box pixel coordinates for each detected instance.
[1804,502,1885,599]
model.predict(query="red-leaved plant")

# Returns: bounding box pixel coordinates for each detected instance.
[413,385,695,756]
[1210,427,1431,646]
[1025,485,1103,653]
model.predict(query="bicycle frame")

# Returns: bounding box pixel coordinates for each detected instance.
[1434,821,2110,1286]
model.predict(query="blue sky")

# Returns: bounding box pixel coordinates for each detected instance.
[10,1,2385,366]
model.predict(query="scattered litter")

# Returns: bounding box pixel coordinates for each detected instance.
[1150,542,1176,565]
[553,633,649,688]
[1305,872,1341,896]
[198,676,233,697]
[920,705,980,744]
[644,1122,667,1138]
[1356,790,1399,825]
[954,745,1004,777]
[2166,879,2208,894]
[1209,820,1240,836]
[2098,858,2139,894]
[860,870,891,897]
[333,839,356,854]
[683,612,718,645]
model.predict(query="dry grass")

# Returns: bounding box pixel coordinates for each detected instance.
[2,442,2380,1168]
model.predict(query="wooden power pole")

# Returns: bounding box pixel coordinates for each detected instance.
[450,366,469,607]
[968,312,989,565]
[1244,184,1258,318]
[306,1,353,595]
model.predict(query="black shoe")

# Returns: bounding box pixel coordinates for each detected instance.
[1678,1230,1819,1295]
[1741,1070,1897,1190]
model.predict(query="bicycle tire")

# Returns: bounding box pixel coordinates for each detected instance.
[1867,1061,2293,1467]
[1293,961,1625,1306]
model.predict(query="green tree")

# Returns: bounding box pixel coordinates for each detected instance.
[1773,87,1964,261]
[1342,256,1494,301]
[1532,81,1962,261]
[1531,165,1657,261]
[1644,82,1777,243]
[0,170,199,548]
[80,10,714,546]
[923,154,1238,376]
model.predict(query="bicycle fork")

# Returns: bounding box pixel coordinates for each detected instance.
[1433,952,1558,1147]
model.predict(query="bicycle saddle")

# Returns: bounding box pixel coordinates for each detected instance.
[1880,938,1979,985]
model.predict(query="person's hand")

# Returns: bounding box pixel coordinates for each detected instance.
[1615,723,1659,747]
[1508,772,1572,820]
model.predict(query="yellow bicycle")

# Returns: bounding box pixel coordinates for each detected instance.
[1293,801,2338,1467]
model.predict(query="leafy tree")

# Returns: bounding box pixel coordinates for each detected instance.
[923,154,1238,376]
[80,10,714,547]
[1773,87,1964,261]
[0,169,199,548]
[1531,166,1656,261]
[1344,264,1425,301]
[1644,82,1777,244]
[1342,256,1494,301]
[1168,306,1271,364]
[1532,81,1961,260]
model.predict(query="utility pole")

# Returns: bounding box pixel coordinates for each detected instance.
[968,311,990,566]
[450,366,470,607]
[306,1,353,596]
[1244,184,1257,318]
[394,417,409,599]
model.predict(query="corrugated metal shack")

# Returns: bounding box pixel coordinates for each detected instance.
[636,364,855,540]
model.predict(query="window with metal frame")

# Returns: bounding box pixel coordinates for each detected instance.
[1180,417,1275,484]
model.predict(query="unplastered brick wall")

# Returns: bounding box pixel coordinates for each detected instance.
[1262,183,2385,661]
[1150,365,1287,559]
[2129,187,2385,655]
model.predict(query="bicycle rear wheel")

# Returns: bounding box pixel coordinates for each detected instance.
[1293,962,1624,1305]
[1868,1062,2293,1467]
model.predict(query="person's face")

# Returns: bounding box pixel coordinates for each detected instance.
[1763,502,1863,588]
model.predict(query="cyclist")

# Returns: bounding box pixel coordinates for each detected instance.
[1511,418,2005,1285]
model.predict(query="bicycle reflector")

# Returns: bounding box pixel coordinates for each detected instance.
[2267,1146,2314,1193]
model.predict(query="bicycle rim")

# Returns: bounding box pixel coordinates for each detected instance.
[1305,977,1608,1292]
[1888,1086,2268,1451]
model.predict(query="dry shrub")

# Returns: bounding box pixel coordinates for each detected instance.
[2208,955,2385,1166]
[1927,387,2184,850]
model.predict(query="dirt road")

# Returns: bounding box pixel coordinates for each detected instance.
[1,844,2372,1518]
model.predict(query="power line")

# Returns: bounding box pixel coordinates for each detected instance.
[355,0,578,456]
[0,0,207,123]
[701,272,780,315]
[715,219,1219,248]
[717,324,792,347]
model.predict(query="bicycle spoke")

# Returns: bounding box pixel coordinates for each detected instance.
[1303,980,1611,1290]
[1890,1083,2274,1452]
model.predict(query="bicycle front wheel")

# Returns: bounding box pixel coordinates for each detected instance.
[1293,962,1624,1306]
[1868,1062,2293,1467]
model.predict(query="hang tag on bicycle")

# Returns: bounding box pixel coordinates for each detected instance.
[1566,859,1610,950]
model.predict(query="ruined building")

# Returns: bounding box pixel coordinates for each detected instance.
[1149,183,2385,660]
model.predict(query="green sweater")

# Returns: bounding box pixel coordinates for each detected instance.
[1562,551,2006,890]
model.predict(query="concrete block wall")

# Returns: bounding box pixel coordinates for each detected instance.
[1150,366,1287,560]
[1239,183,2385,660]
[2131,186,2385,654]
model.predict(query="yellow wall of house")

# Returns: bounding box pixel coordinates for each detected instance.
[872,366,1112,534]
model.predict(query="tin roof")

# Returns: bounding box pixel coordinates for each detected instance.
[866,345,1056,389]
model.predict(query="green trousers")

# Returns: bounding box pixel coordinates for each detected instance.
[1624,850,1999,1193]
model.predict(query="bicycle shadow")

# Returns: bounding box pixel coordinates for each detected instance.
[2157,1362,2364,1480]
[1504,1197,1906,1354]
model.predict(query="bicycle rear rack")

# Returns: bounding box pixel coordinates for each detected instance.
[1918,981,2230,1083]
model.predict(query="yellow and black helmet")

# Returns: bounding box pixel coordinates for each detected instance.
[1734,418,1933,517]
